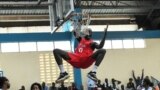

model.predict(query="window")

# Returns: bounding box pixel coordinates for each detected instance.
[112,40,123,49]
[19,42,37,52]
[1,42,19,52]
[36,26,50,32]
[123,40,134,49]
[54,41,71,51]
[8,27,27,33]
[93,40,112,49]
[94,40,100,44]
[0,28,7,33]
[104,40,112,49]
[0,39,146,53]
[37,42,54,51]
[134,39,145,48]
[39,53,74,84]
[88,24,138,31]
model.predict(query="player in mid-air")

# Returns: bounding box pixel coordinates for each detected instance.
[53,26,108,83]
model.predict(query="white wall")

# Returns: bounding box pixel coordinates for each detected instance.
[0,39,160,90]
[88,24,138,31]
[81,39,160,89]
[0,52,42,90]
[0,24,138,33]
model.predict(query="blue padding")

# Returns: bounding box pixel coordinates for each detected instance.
[71,35,82,90]
[73,67,82,90]
[0,32,71,42]
[0,30,160,42]
[93,30,160,40]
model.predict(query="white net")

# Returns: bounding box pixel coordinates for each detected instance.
[70,13,91,33]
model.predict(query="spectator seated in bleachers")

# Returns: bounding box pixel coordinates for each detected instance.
[30,82,42,90]
[0,76,10,90]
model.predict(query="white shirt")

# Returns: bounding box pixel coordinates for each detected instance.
[141,87,153,90]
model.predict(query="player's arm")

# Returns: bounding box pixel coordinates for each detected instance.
[73,30,82,42]
[132,70,136,81]
[141,69,144,80]
[91,25,108,49]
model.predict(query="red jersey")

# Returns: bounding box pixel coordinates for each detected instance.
[75,38,94,57]
[67,38,95,69]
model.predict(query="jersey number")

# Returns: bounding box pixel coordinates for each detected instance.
[78,48,83,53]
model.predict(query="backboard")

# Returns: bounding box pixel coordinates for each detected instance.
[62,0,74,18]
[49,0,74,33]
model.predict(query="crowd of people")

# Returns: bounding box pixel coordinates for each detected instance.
[0,76,78,90]
[0,69,160,90]
[87,69,160,90]
[19,81,78,90]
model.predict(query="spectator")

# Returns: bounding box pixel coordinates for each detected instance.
[58,81,67,90]
[154,83,160,90]
[103,78,110,90]
[121,85,125,90]
[154,85,159,90]
[141,78,153,90]
[0,76,10,90]
[87,77,96,90]
[42,82,48,90]
[19,85,25,90]
[126,78,135,90]
[30,82,42,90]
[97,80,103,90]
[132,69,144,88]
[70,82,78,90]
[144,76,153,86]
[145,76,150,80]
[111,78,121,90]
[158,83,160,88]
[158,83,160,89]
[49,82,57,90]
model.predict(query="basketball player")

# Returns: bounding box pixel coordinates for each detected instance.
[53,26,108,83]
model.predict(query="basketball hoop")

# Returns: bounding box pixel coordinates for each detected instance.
[70,13,91,33]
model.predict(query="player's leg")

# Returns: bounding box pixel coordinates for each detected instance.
[53,49,71,83]
[92,49,106,68]
[88,49,106,81]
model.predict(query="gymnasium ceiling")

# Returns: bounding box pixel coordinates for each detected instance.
[0,0,160,29]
